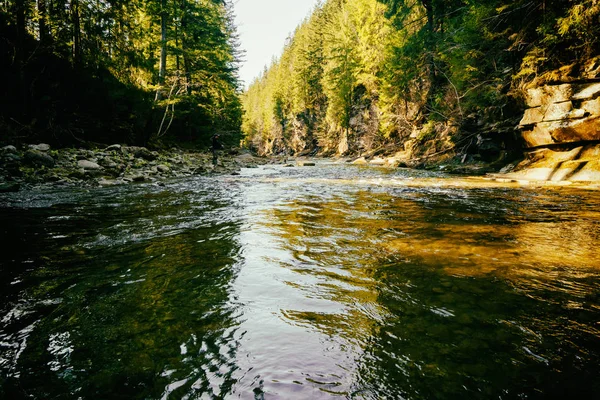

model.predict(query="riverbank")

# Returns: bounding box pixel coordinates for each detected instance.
[0,144,268,192]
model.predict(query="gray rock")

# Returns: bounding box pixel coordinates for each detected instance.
[77,160,102,170]
[24,150,55,167]
[29,143,51,151]
[157,164,170,173]
[105,144,122,152]
[132,174,147,182]
[3,153,22,162]
[69,169,87,180]
[98,178,118,186]
[130,147,158,161]
[84,169,105,178]
[2,145,17,154]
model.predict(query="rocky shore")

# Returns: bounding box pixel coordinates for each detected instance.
[0,144,268,192]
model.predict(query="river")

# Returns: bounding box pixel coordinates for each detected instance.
[1,161,600,399]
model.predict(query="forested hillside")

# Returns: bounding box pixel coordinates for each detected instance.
[1,0,242,148]
[242,0,600,162]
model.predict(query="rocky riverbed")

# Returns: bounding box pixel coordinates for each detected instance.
[0,144,268,192]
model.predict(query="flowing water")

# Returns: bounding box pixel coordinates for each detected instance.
[1,161,600,399]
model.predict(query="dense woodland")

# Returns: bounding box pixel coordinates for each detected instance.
[242,0,600,159]
[1,0,242,148]
[1,1,599,156]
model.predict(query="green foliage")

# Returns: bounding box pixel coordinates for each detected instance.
[0,0,242,148]
[243,0,599,157]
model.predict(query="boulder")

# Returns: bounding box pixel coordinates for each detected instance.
[98,178,119,186]
[24,150,55,167]
[29,143,51,151]
[105,144,122,152]
[77,160,102,170]
[235,153,256,163]
[69,169,87,180]
[102,161,118,169]
[2,145,17,154]
[157,164,170,173]
[3,153,21,162]
[132,174,147,182]
[131,147,158,161]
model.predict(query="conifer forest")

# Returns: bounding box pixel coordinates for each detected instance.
[2,1,599,157]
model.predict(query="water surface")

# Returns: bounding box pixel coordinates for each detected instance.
[1,162,600,399]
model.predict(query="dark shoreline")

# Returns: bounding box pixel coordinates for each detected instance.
[0,144,269,192]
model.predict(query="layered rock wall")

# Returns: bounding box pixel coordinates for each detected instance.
[519,82,600,148]
[501,58,600,182]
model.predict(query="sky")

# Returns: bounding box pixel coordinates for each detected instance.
[234,0,321,88]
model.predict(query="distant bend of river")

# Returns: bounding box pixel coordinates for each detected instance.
[1,161,600,399]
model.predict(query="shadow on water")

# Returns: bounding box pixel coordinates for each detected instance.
[0,181,245,399]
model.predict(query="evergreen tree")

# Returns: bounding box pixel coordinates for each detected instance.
[0,0,243,147]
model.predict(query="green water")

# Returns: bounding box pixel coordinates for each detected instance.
[1,162,600,399]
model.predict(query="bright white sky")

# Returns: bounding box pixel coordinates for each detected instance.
[234,0,321,88]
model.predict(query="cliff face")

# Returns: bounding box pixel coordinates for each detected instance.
[506,59,600,182]
[519,65,600,147]
[242,0,600,180]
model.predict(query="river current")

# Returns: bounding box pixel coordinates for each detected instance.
[1,161,600,399]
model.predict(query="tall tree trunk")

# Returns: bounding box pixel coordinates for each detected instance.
[155,0,168,101]
[72,0,82,67]
[37,0,49,44]
[15,0,28,116]
[175,22,180,78]
[159,0,168,84]
[179,0,192,95]
[421,0,437,113]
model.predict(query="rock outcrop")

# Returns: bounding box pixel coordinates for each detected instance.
[509,59,600,182]
[519,82,600,148]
